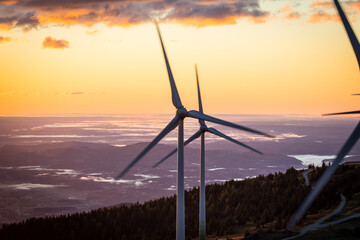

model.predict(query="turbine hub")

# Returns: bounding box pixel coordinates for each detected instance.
[200,124,207,132]
[176,107,188,119]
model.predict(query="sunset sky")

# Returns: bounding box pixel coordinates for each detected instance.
[1,0,360,116]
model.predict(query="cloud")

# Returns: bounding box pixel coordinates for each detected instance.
[310,0,333,9]
[307,0,360,23]
[346,0,360,14]
[15,11,39,30]
[86,28,98,35]
[42,36,69,49]
[0,90,101,96]
[308,10,338,23]
[71,91,84,95]
[0,0,270,30]
[163,0,270,26]
[0,11,39,31]
[280,3,301,20]
[0,35,11,43]
[0,1,18,4]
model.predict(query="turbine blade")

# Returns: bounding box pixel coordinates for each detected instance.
[287,121,360,230]
[334,0,360,69]
[207,127,263,155]
[115,115,180,179]
[152,130,202,168]
[352,93,360,95]
[195,64,205,125]
[187,110,274,138]
[323,110,360,116]
[155,23,183,109]
[195,65,204,114]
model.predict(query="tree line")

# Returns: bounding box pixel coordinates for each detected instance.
[1,164,359,240]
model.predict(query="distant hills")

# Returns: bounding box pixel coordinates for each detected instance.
[0,141,305,225]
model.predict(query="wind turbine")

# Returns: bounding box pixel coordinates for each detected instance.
[115,23,273,240]
[153,64,263,240]
[287,0,360,230]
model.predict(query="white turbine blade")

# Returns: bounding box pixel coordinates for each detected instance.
[152,130,202,168]
[334,0,360,69]
[115,115,180,179]
[323,110,360,116]
[187,110,274,138]
[287,121,360,230]
[207,127,262,155]
[195,64,205,125]
[155,23,183,109]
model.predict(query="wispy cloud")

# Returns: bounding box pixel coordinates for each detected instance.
[280,3,301,20]
[0,35,11,43]
[307,0,360,23]
[310,0,334,9]
[71,91,84,95]
[86,28,98,35]
[0,91,102,96]
[308,10,338,23]
[42,36,69,49]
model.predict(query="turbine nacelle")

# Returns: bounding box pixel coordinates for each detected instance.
[177,107,188,119]
[200,124,207,132]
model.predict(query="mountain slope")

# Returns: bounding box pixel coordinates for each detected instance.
[1,163,359,240]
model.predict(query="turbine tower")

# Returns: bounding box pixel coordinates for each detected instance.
[153,64,263,240]
[287,0,360,230]
[116,24,273,240]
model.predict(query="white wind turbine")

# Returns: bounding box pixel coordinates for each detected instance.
[287,0,360,230]
[153,64,263,240]
[116,23,273,240]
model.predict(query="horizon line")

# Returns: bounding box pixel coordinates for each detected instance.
[0,113,357,118]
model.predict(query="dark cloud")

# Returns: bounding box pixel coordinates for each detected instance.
[0,15,17,25]
[0,0,270,30]
[42,36,69,49]
[169,0,268,21]
[0,11,39,31]
[14,11,39,30]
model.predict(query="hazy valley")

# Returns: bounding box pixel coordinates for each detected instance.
[0,115,359,225]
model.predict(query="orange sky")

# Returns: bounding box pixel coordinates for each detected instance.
[0,0,360,116]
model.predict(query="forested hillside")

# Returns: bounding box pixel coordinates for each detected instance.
[1,164,359,240]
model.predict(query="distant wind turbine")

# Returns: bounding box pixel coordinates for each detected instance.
[153,64,263,240]
[115,23,273,240]
[287,0,360,230]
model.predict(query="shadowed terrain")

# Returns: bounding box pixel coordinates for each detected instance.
[1,164,359,239]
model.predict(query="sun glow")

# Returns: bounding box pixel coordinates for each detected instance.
[1,0,360,116]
